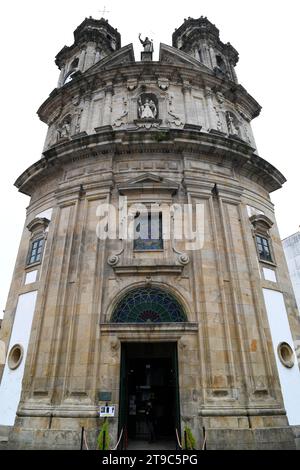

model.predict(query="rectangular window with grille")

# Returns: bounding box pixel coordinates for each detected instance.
[256,235,273,263]
[133,211,163,251]
[27,238,44,265]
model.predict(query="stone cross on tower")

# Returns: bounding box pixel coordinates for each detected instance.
[98,6,110,17]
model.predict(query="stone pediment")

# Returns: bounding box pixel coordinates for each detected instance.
[159,43,213,75]
[86,44,135,74]
[117,173,179,194]
[249,214,274,233]
[27,217,50,235]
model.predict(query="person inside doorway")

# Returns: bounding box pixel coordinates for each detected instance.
[145,400,156,443]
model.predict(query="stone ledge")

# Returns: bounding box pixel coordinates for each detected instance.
[205,427,296,450]
[292,425,300,450]
[6,425,296,450]
[199,407,286,417]
[100,322,198,334]
[113,264,184,275]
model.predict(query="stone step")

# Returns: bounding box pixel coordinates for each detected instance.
[0,425,12,442]
[292,426,300,450]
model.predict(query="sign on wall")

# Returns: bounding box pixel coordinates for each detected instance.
[99,405,116,418]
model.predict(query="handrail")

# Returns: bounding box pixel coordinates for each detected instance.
[83,428,89,450]
[81,426,124,451]
[80,428,89,450]
[175,426,207,450]
[202,426,207,450]
[111,428,124,450]
[175,428,183,449]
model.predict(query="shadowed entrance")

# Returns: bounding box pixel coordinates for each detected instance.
[119,342,180,450]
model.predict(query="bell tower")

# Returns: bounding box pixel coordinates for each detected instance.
[172,16,238,82]
[56,16,121,87]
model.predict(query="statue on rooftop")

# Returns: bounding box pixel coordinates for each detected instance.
[138,34,153,53]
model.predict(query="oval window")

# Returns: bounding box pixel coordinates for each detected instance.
[8,344,24,370]
[277,342,295,368]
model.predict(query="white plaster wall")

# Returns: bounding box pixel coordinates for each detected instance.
[36,208,53,221]
[283,232,300,311]
[263,267,277,283]
[25,270,38,285]
[246,205,264,217]
[0,291,37,426]
[263,288,300,425]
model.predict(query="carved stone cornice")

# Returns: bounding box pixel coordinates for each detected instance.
[104,84,114,96]
[14,127,286,196]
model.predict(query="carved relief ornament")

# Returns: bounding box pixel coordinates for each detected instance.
[158,78,169,90]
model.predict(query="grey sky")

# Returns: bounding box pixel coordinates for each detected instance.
[1,0,299,317]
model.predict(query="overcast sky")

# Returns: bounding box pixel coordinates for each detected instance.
[0,0,299,317]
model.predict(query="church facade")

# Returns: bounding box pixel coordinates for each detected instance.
[0,16,300,449]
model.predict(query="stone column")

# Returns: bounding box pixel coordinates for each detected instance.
[80,94,92,133]
[182,81,195,124]
[205,87,218,131]
[57,65,66,87]
[102,84,114,126]
[84,43,96,71]
[78,47,87,72]
[95,48,101,63]
[230,65,238,83]
[203,43,212,69]
[209,46,217,68]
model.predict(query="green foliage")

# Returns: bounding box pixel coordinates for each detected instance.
[152,131,170,142]
[182,425,196,450]
[97,419,111,450]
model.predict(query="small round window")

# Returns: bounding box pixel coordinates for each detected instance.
[8,344,24,370]
[277,342,295,368]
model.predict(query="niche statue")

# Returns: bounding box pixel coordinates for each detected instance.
[138,94,158,120]
[138,98,157,119]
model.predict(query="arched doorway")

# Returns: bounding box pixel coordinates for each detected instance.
[112,287,185,449]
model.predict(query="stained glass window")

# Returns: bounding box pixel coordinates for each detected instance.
[111,288,187,323]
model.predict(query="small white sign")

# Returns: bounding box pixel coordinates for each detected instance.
[99,405,116,417]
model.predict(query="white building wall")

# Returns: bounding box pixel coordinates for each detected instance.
[283,232,300,311]
[263,288,300,425]
[0,291,37,426]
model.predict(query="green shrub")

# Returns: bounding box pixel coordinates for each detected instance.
[97,419,110,450]
[182,425,196,450]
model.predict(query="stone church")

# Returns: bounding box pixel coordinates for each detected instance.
[0,15,300,449]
